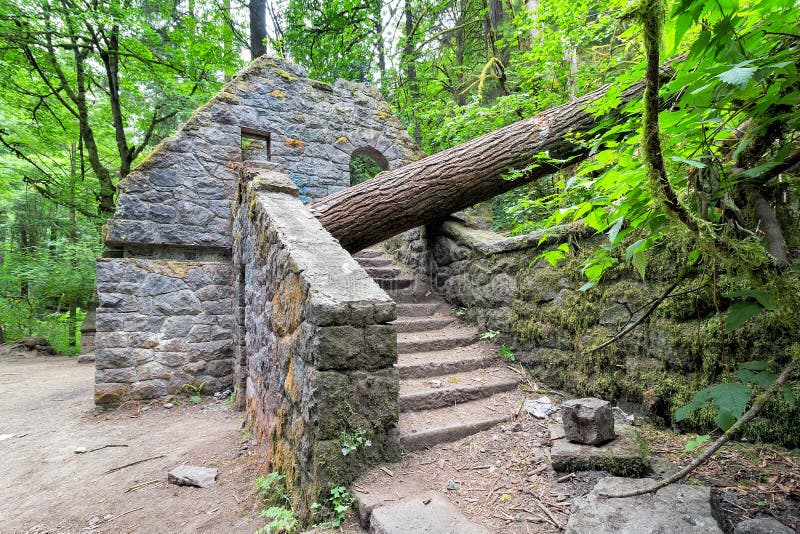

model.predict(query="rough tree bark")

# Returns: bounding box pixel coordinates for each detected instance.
[310,80,650,252]
[250,0,267,58]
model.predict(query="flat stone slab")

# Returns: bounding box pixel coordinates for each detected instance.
[567,477,723,534]
[368,492,488,534]
[550,424,651,477]
[167,465,217,488]
[734,518,795,534]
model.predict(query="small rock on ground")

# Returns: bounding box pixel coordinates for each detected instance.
[167,465,218,488]
[612,406,634,425]
[524,396,556,419]
[734,518,795,534]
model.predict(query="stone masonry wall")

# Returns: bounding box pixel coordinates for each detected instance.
[94,259,234,405]
[388,220,800,447]
[233,164,399,516]
[106,56,422,249]
[96,56,420,407]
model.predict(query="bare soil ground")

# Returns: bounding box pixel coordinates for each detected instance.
[356,383,800,533]
[2,349,797,534]
[0,349,265,534]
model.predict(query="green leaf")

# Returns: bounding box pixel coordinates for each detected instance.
[739,360,770,371]
[734,368,756,384]
[675,403,697,422]
[670,156,706,168]
[783,385,796,406]
[725,301,764,332]
[672,12,694,52]
[709,382,752,419]
[717,65,757,87]
[750,371,776,389]
[714,408,737,431]
[632,252,648,280]
[685,434,711,452]
[607,217,624,245]
[727,290,777,311]
[675,387,712,422]
[625,239,647,262]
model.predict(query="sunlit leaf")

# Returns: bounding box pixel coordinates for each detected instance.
[717,65,757,87]
[685,434,711,452]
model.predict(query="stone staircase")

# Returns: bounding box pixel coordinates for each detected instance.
[353,247,521,452]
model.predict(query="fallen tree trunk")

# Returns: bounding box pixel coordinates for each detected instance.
[310,79,648,252]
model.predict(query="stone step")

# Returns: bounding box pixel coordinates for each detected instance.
[394,316,456,333]
[364,266,402,278]
[399,365,520,412]
[369,493,489,534]
[352,480,490,533]
[384,285,439,304]
[397,326,476,353]
[398,392,519,451]
[396,302,444,317]
[375,277,415,290]
[355,256,393,268]
[396,343,493,378]
[353,248,383,258]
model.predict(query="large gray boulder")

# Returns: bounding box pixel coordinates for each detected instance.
[562,397,615,445]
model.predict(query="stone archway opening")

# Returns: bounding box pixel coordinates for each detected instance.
[349,146,389,186]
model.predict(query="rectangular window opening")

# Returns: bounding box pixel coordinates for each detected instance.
[240,127,271,162]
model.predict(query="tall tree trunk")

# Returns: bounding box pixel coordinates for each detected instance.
[453,0,467,105]
[99,25,133,180]
[250,0,267,59]
[310,79,649,252]
[68,140,79,350]
[481,0,510,99]
[374,0,386,79]
[403,1,421,143]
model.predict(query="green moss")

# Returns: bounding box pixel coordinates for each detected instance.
[274,67,299,81]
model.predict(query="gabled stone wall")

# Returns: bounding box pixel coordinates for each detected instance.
[105,56,421,249]
[234,164,399,515]
[95,57,420,406]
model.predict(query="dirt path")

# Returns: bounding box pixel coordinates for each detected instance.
[0,351,264,534]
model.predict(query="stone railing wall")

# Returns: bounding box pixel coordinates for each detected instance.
[387,220,800,446]
[94,259,234,404]
[233,163,399,515]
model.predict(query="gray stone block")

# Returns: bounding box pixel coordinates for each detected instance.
[562,397,615,445]
[369,493,489,534]
[550,425,650,477]
[734,518,795,534]
[566,477,722,534]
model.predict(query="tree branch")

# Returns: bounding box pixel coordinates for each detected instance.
[585,278,680,354]
[599,356,799,499]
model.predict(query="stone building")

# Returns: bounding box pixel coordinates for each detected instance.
[94,56,421,406]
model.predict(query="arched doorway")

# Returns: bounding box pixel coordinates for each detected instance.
[349,146,389,186]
